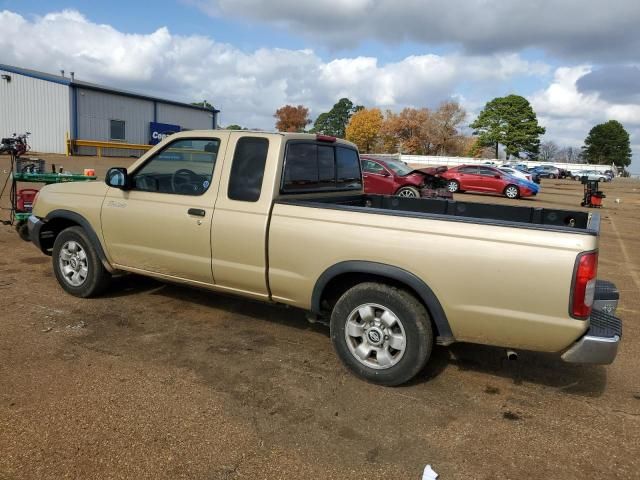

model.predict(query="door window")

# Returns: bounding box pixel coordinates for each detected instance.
[459,166,478,174]
[362,160,386,175]
[131,138,220,196]
[478,167,499,177]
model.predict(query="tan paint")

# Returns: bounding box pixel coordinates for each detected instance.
[33,130,596,354]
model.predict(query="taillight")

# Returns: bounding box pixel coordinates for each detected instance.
[571,251,598,319]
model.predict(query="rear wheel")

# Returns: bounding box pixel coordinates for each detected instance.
[396,186,420,198]
[446,179,460,193]
[330,282,433,386]
[504,184,520,199]
[52,226,111,298]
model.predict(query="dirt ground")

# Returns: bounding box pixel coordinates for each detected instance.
[1,153,639,479]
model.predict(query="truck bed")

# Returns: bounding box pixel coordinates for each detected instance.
[278,194,599,235]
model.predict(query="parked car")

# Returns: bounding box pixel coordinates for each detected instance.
[504,164,540,183]
[499,166,533,182]
[360,157,450,198]
[441,165,539,198]
[529,165,561,179]
[26,130,622,386]
[570,170,610,182]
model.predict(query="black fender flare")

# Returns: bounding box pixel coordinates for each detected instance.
[43,209,114,272]
[311,260,453,341]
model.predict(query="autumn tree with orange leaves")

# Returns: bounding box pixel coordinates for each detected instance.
[380,108,434,154]
[378,102,467,155]
[274,105,312,132]
[345,108,383,153]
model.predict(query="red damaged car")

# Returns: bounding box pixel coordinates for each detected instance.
[361,157,451,198]
[440,165,539,199]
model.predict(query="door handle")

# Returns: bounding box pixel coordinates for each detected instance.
[188,208,206,217]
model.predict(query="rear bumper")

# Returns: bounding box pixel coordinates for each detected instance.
[593,279,619,314]
[27,215,44,251]
[562,309,622,365]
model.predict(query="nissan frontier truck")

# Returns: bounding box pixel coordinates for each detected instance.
[28,131,622,385]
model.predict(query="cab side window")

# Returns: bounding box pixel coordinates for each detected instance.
[132,138,220,196]
[228,137,269,202]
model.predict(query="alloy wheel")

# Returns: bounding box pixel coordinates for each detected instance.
[344,303,407,369]
[58,240,89,287]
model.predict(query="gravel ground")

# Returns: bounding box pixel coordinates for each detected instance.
[1,154,639,479]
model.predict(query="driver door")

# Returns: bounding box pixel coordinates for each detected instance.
[101,134,228,284]
[362,159,395,194]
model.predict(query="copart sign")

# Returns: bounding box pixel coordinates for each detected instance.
[149,122,181,145]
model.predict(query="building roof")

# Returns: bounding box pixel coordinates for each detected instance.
[0,63,219,113]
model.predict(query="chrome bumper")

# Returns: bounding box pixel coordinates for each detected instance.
[562,309,622,365]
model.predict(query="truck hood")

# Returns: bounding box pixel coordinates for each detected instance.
[40,180,109,196]
[32,180,109,219]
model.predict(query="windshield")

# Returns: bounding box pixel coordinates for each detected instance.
[383,159,413,176]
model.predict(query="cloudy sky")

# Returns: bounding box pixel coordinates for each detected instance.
[1,0,639,171]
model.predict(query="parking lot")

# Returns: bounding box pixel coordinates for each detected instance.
[1,154,639,479]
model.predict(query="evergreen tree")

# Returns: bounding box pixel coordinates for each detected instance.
[582,120,632,167]
[470,95,545,159]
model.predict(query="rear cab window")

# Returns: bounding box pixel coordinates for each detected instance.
[282,141,362,193]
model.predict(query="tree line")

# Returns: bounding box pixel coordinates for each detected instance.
[227,95,633,168]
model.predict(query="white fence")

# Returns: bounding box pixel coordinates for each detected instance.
[367,153,614,173]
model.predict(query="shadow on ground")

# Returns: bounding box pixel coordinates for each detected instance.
[90,273,607,396]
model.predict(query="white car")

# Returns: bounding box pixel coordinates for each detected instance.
[499,166,533,182]
[571,170,609,182]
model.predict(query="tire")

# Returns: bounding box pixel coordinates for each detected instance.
[52,226,111,298]
[396,186,420,198]
[504,184,520,199]
[330,282,434,386]
[446,179,460,193]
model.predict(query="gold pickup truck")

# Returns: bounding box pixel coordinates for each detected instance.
[28,130,622,385]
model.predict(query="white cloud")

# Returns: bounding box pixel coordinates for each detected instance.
[0,9,547,129]
[0,8,637,170]
[531,66,640,168]
[193,0,640,60]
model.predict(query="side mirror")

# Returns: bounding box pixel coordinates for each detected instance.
[105,167,129,189]
[494,174,501,179]
[382,170,391,177]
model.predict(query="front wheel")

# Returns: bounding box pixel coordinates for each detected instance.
[504,184,520,199]
[446,179,460,193]
[330,283,433,386]
[396,186,420,198]
[52,226,111,298]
